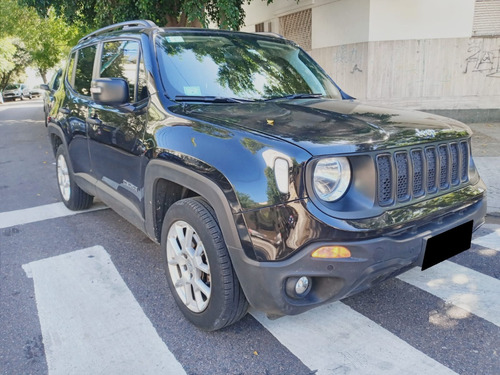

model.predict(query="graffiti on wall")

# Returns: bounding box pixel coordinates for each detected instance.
[464,40,500,78]
[334,45,363,74]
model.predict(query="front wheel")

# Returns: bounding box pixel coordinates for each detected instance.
[55,145,93,210]
[161,197,248,331]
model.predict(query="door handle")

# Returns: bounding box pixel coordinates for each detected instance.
[86,117,102,126]
[59,107,70,115]
[86,117,102,132]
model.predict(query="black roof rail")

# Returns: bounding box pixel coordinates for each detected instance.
[78,20,157,44]
[254,32,284,39]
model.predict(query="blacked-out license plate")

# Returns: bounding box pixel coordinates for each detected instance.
[421,221,473,271]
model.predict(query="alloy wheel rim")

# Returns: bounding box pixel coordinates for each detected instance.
[166,220,211,312]
[57,154,71,201]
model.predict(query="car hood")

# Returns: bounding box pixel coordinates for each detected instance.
[3,88,21,94]
[171,99,471,155]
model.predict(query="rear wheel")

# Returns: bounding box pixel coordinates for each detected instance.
[161,197,248,331]
[56,145,93,210]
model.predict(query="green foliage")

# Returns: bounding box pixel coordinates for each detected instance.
[0,38,31,89]
[0,39,16,75]
[0,0,79,84]
[22,0,263,31]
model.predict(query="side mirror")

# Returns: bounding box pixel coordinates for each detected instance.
[91,78,129,105]
[40,84,50,91]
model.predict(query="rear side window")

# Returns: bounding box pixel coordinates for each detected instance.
[74,45,97,96]
[100,40,141,102]
[51,69,62,91]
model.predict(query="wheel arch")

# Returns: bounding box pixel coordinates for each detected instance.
[144,159,248,257]
[47,123,67,157]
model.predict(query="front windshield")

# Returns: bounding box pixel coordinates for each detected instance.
[156,32,342,101]
[5,84,20,90]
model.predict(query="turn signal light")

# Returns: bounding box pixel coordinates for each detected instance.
[312,246,351,259]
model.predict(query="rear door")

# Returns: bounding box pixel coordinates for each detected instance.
[87,39,149,227]
[59,45,98,178]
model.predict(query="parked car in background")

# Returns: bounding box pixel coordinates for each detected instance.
[2,83,32,101]
[41,69,62,126]
[30,85,44,98]
[48,20,487,331]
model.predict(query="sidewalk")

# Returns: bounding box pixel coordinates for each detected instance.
[469,123,500,216]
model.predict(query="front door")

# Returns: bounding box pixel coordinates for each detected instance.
[87,40,150,227]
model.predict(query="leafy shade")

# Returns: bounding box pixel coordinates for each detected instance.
[26,9,80,83]
[0,0,79,84]
[21,0,273,31]
[0,38,31,89]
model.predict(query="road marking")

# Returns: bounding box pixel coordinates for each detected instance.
[23,246,186,375]
[0,202,107,229]
[398,261,500,327]
[472,225,500,251]
[252,303,456,375]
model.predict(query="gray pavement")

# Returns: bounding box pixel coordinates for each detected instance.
[469,123,500,216]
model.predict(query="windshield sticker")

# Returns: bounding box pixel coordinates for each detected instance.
[183,86,202,96]
[166,36,184,43]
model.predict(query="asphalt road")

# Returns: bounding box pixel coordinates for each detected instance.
[1,100,499,375]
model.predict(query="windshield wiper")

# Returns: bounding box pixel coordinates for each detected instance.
[174,95,255,103]
[264,93,323,101]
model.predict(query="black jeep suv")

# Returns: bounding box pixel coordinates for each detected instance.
[48,20,487,331]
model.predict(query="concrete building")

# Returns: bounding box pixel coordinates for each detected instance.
[241,0,500,120]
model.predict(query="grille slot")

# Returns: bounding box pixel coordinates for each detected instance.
[460,141,469,182]
[438,145,449,189]
[411,149,424,197]
[376,141,470,206]
[426,147,438,193]
[450,143,459,185]
[376,154,393,206]
[395,152,410,201]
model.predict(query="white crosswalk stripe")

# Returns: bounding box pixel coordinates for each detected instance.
[0,202,107,229]
[252,304,457,375]
[7,202,498,374]
[23,246,186,375]
[472,224,500,251]
[398,261,500,327]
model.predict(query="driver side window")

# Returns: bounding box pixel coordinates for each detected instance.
[100,40,147,103]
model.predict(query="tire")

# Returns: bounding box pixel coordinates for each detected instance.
[55,145,94,210]
[161,197,248,331]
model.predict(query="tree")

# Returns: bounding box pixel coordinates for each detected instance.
[0,39,16,78]
[0,38,31,90]
[0,0,79,84]
[22,0,272,31]
[26,9,80,82]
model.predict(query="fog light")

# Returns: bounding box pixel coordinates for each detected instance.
[286,276,312,299]
[312,246,351,259]
[295,276,310,296]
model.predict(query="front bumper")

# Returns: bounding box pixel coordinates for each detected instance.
[229,180,486,316]
[3,93,21,100]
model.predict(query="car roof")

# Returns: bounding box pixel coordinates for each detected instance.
[76,20,286,48]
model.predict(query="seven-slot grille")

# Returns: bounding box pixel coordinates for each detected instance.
[376,140,470,206]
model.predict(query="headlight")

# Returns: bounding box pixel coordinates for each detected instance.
[313,157,351,202]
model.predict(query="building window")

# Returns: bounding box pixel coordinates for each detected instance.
[279,9,312,51]
[255,23,264,32]
[473,0,500,36]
